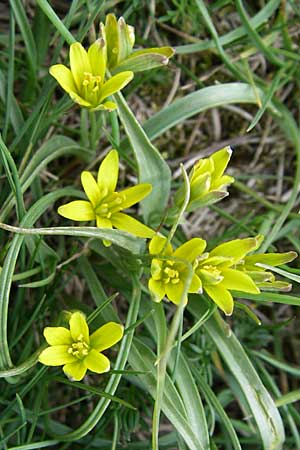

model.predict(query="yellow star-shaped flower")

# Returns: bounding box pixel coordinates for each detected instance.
[58,150,154,243]
[38,311,124,381]
[50,40,133,111]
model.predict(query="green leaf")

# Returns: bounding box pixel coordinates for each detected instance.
[188,295,285,450]
[114,91,171,227]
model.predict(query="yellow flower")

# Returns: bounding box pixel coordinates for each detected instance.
[175,147,234,212]
[58,149,154,243]
[148,235,206,305]
[49,40,133,111]
[38,311,124,381]
[100,14,174,73]
[195,236,262,316]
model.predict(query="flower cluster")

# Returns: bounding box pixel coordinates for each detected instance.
[39,312,124,381]
[50,14,174,111]
[148,233,297,315]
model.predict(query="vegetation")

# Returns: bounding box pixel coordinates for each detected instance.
[1,1,300,449]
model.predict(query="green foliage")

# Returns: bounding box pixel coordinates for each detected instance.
[0,1,300,450]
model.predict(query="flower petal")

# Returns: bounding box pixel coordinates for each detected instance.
[88,39,106,79]
[39,346,76,366]
[84,349,110,374]
[49,64,76,94]
[70,42,91,91]
[69,312,89,343]
[120,184,152,209]
[111,212,154,238]
[174,238,206,263]
[204,283,234,316]
[189,274,202,293]
[148,278,165,302]
[90,322,124,352]
[165,281,187,306]
[92,101,117,112]
[81,171,101,207]
[44,327,72,346]
[245,251,297,267]
[221,269,260,294]
[69,91,92,108]
[99,71,133,101]
[63,360,87,381]
[58,200,95,221]
[97,150,119,194]
[149,235,173,256]
[211,147,232,180]
[96,216,112,228]
[210,236,262,264]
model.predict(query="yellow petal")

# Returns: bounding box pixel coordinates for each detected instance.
[189,274,202,293]
[104,13,119,69]
[99,71,133,101]
[84,349,110,374]
[149,235,172,256]
[174,238,206,263]
[38,345,76,366]
[69,91,92,108]
[111,212,154,238]
[69,42,91,91]
[63,360,87,381]
[44,327,72,346]
[88,39,107,79]
[204,283,234,316]
[58,200,95,222]
[69,312,89,343]
[96,216,112,228]
[49,64,76,94]
[120,184,152,209]
[148,278,165,302]
[210,237,261,264]
[165,281,187,306]
[97,150,119,193]
[211,147,232,179]
[221,269,260,294]
[245,251,297,267]
[90,322,124,352]
[91,101,117,112]
[81,171,101,207]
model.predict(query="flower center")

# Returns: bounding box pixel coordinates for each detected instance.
[82,72,102,105]
[95,192,124,219]
[68,334,90,359]
[202,265,221,278]
[152,259,180,285]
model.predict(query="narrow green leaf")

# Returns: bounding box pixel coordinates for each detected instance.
[188,295,285,450]
[114,91,171,227]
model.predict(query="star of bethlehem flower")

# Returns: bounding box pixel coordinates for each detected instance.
[49,40,133,111]
[148,235,206,305]
[38,311,124,381]
[194,235,297,315]
[100,14,174,73]
[174,147,234,212]
[58,149,154,245]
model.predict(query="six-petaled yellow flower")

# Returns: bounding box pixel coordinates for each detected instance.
[58,149,154,243]
[50,40,133,111]
[38,311,124,381]
[195,236,262,316]
[175,147,234,212]
[148,235,205,305]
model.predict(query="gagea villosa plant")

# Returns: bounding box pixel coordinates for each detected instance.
[0,6,299,450]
